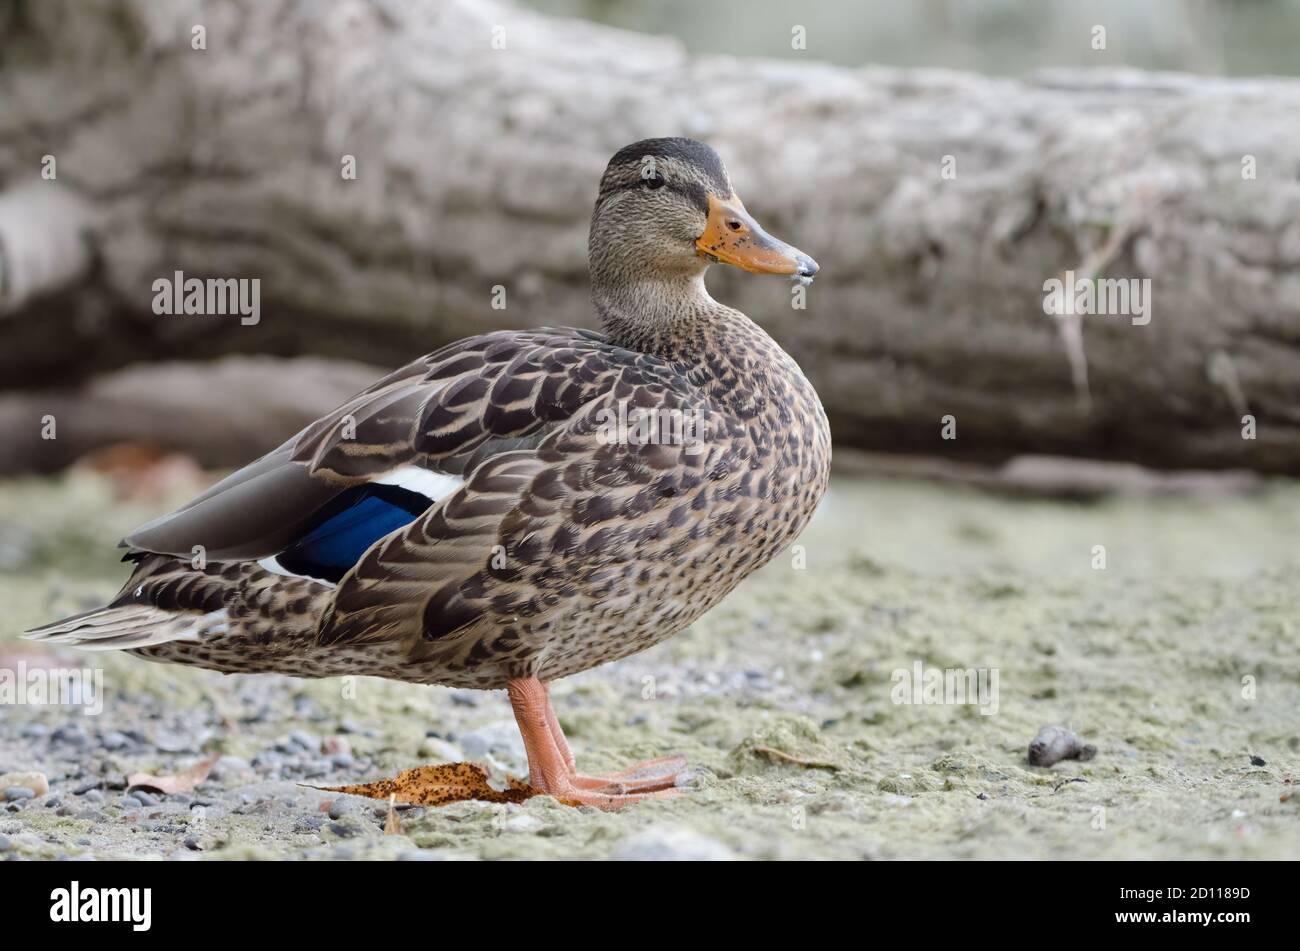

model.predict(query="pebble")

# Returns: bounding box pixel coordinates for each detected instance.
[0,771,50,797]
[1027,725,1096,768]
[100,731,130,751]
[419,737,464,763]
[210,755,252,782]
[51,725,89,747]
[610,824,734,861]
[289,730,319,751]
[116,795,143,809]
[328,800,350,821]
[3,787,36,802]
[0,835,9,852]
[1250,755,1266,767]
[501,814,544,834]
[455,721,524,764]
[322,736,352,757]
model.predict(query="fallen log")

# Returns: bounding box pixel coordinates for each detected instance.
[2,0,1298,472]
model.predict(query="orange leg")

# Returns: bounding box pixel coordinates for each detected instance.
[507,677,684,810]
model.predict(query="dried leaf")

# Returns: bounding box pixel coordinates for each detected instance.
[383,793,402,835]
[317,762,549,807]
[126,755,218,795]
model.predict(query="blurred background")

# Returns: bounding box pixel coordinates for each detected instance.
[528,0,1300,75]
[1,0,1298,860]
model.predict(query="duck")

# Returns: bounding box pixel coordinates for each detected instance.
[26,137,832,809]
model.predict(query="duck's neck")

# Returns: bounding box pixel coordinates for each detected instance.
[593,274,719,359]
[593,272,819,432]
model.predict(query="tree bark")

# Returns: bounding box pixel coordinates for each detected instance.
[2,0,1298,472]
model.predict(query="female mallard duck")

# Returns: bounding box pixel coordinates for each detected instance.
[27,138,831,809]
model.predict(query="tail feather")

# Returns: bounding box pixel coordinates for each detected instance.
[23,605,215,651]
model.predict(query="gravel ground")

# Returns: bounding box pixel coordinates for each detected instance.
[1,469,1298,860]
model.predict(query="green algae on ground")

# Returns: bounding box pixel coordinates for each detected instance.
[1,471,1299,859]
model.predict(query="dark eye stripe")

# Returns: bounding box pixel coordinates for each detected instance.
[599,178,710,215]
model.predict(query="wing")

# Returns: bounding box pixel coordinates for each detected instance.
[121,328,678,574]
[317,365,751,654]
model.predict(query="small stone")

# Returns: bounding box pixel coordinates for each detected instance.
[3,787,36,802]
[101,731,130,751]
[0,771,49,797]
[610,824,734,861]
[1250,755,1266,767]
[328,800,350,821]
[288,730,318,751]
[455,721,524,764]
[0,835,10,852]
[322,736,352,757]
[329,820,360,838]
[419,738,464,763]
[1027,726,1096,768]
[397,848,449,861]
[502,814,544,834]
[133,791,159,807]
[117,795,143,809]
[51,725,89,747]
[210,755,251,782]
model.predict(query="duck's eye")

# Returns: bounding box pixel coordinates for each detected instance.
[642,173,666,190]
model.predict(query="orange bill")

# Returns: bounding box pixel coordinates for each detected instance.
[696,193,818,278]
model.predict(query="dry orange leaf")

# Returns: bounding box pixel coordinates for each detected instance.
[126,755,219,795]
[318,762,551,807]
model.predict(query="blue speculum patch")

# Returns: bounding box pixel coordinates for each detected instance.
[276,483,431,583]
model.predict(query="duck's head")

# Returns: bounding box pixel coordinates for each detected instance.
[589,137,818,292]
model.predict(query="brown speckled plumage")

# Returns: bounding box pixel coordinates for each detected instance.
[28,137,831,695]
